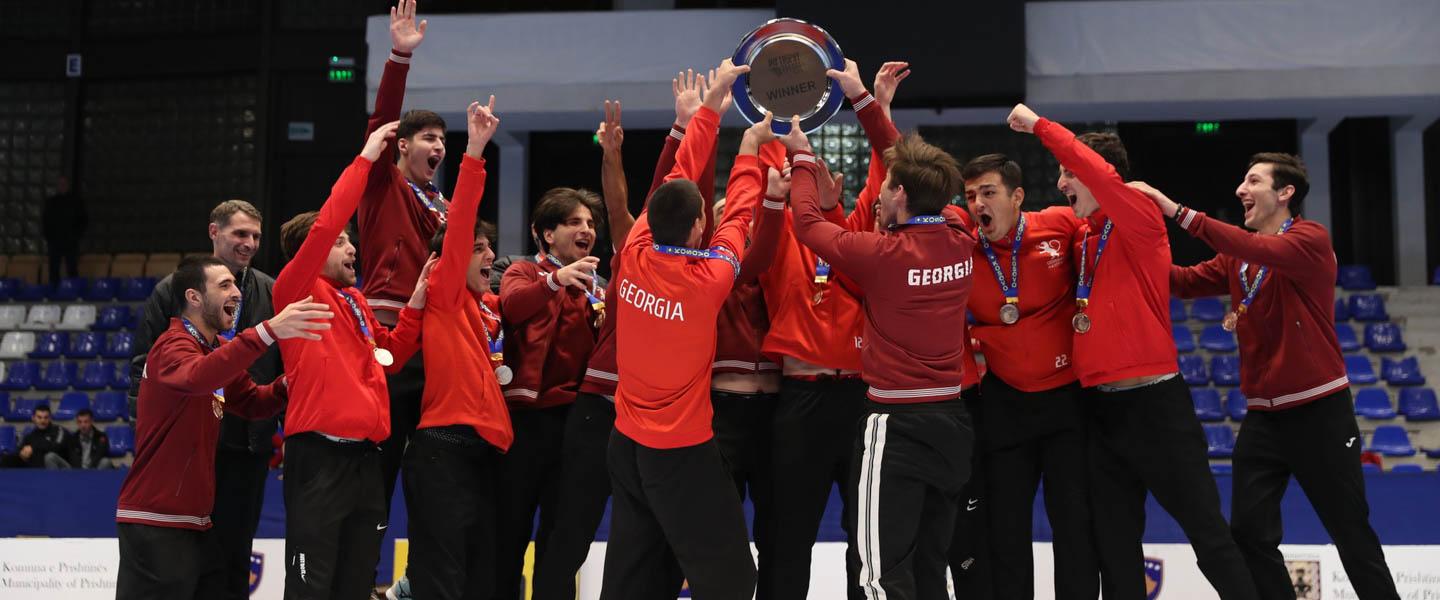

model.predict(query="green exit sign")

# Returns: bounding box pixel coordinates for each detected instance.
[328,68,356,83]
[1195,121,1221,135]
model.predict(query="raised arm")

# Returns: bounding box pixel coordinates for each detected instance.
[274,123,393,305]
[1011,104,1164,238]
[596,100,635,248]
[153,298,330,400]
[1170,257,1231,299]
[368,0,427,165]
[780,118,881,281]
[736,165,789,284]
[431,98,498,311]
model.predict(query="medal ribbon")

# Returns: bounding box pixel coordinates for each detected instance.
[978,214,1025,305]
[542,253,606,310]
[814,258,830,284]
[478,299,504,360]
[182,318,225,399]
[220,268,246,341]
[652,244,741,280]
[405,180,447,223]
[1075,218,1114,307]
[335,289,379,350]
[1236,218,1293,314]
[891,214,948,228]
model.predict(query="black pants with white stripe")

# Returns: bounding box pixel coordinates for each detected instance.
[849,398,974,600]
[116,522,225,600]
[1087,377,1258,600]
[600,430,754,600]
[1230,388,1399,600]
[532,394,617,600]
[402,427,502,600]
[283,433,387,600]
[767,377,867,600]
[493,404,570,600]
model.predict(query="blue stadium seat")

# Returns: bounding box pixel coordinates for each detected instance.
[1345,355,1378,385]
[16,283,51,302]
[76,360,111,390]
[118,277,157,302]
[1199,325,1237,352]
[1170,298,1187,322]
[55,391,89,420]
[1392,464,1424,474]
[1179,355,1208,385]
[0,278,15,302]
[106,424,134,457]
[111,361,131,390]
[1349,294,1389,322]
[1362,463,1381,474]
[1334,323,1360,352]
[36,361,77,391]
[92,391,125,422]
[2,361,39,391]
[66,332,102,359]
[1210,463,1233,474]
[1,393,18,422]
[127,311,141,331]
[1334,297,1350,322]
[1382,357,1425,386]
[1425,447,1440,459]
[6,396,44,422]
[1353,388,1395,420]
[102,332,134,359]
[1173,325,1196,353]
[0,424,14,454]
[49,278,85,301]
[1205,425,1235,457]
[93,305,132,332]
[28,332,68,359]
[1364,323,1406,352]
[83,278,118,302]
[1191,297,1226,322]
[1399,388,1439,421]
[1210,355,1241,386]
[1370,425,1415,456]
[1191,387,1224,421]
[1225,388,1248,421]
[1338,265,1377,291]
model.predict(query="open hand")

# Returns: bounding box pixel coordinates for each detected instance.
[362,121,401,162]
[1007,103,1040,134]
[389,0,428,54]
[554,256,603,290]
[707,67,735,115]
[673,69,704,128]
[466,96,500,157]
[778,116,812,153]
[597,100,623,154]
[267,296,334,341]
[816,159,845,211]
[703,59,749,112]
[408,253,439,309]
[1126,181,1180,218]
[825,58,865,99]
[743,111,777,148]
[873,61,911,113]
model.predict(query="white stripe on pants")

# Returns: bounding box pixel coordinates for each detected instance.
[857,413,890,600]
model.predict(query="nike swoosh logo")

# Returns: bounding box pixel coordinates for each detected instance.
[376,524,388,531]
[966,505,978,512]
[1346,437,1356,448]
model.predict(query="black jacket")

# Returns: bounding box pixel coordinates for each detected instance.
[65,428,110,469]
[130,266,282,455]
[20,424,69,467]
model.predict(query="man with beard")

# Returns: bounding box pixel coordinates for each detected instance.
[115,255,330,600]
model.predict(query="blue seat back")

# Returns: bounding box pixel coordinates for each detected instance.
[78,361,111,390]
[94,305,133,331]
[1191,297,1226,322]
[1353,388,1395,419]
[50,278,85,301]
[1345,355,1377,385]
[1334,323,1360,352]
[30,332,68,358]
[1204,424,1235,457]
[1190,387,1223,421]
[1382,357,1425,386]
[1172,325,1196,353]
[103,332,135,358]
[1338,265,1376,290]
[1225,389,1248,421]
[1169,298,1187,322]
[92,391,126,422]
[1349,294,1388,321]
[1179,355,1208,385]
[84,278,119,301]
[111,361,131,390]
[1210,355,1241,386]
[56,392,90,420]
[0,424,15,453]
[1398,388,1439,421]
[67,332,102,358]
[1370,425,1415,456]
[1334,298,1350,321]
[106,424,134,457]
[1364,323,1405,352]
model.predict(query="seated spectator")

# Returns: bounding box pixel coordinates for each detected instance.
[66,409,112,469]
[1,405,72,468]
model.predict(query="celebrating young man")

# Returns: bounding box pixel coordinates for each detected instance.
[1008,104,1258,600]
[784,112,976,597]
[272,122,431,600]
[131,199,281,600]
[960,154,1097,600]
[603,59,782,600]
[1131,155,1400,600]
[115,256,330,600]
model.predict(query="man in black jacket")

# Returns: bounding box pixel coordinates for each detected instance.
[129,199,281,600]
[66,409,112,469]
[1,405,71,468]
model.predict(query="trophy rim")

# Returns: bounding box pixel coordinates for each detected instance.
[730,17,845,135]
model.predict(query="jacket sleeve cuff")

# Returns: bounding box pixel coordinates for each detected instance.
[256,321,276,346]
[669,125,686,141]
[389,49,413,64]
[850,91,876,112]
[763,195,787,211]
[545,271,561,292]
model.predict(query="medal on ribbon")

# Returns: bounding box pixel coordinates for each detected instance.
[979,214,1025,325]
[1073,219,1114,335]
[1223,218,1293,332]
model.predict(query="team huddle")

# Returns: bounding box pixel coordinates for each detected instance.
[113,2,1401,600]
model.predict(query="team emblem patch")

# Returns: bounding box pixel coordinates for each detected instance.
[1144,557,1164,600]
[249,551,264,595]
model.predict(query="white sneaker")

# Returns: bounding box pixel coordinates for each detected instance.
[385,576,411,600]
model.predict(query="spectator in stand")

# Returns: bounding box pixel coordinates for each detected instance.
[1,405,72,468]
[43,175,87,284]
[66,409,112,469]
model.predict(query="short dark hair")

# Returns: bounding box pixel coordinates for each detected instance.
[33,404,51,415]
[1249,152,1309,215]
[397,110,446,141]
[210,200,262,228]
[172,255,228,310]
[279,212,319,260]
[429,220,498,256]
[882,133,962,216]
[961,153,1023,192]
[530,188,602,253]
[77,408,93,419]
[1076,132,1130,181]
[645,180,704,247]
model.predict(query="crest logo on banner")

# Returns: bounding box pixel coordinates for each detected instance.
[249,551,265,595]
[1144,557,1164,600]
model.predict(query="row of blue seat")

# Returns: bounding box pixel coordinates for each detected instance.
[3,391,128,422]
[1179,354,1426,387]
[1175,322,1407,353]
[0,423,133,457]
[0,304,138,332]
[1,361,130,393]
[1337,265,1376,291]
[0,278,157,303]
[25,332,134,359]
[1171,293,1392,323]
[1190,386,1439,423]
[1204,423,1423,458]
